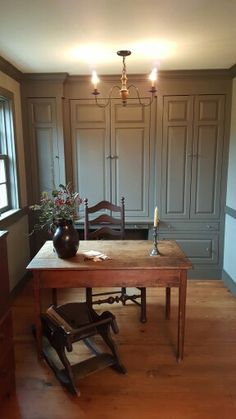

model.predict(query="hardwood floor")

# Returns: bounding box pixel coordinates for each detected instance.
[1,280,236,419]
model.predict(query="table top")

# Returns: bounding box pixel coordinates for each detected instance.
[27,240,192,272]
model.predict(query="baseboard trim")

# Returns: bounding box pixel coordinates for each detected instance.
[222,270,236,297]
[225,206,236,219]
[187,267,221,279]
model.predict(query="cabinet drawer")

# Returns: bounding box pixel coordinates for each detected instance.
[0,348,15,403]
[158,233,219,265]
[159,221,219,232]
[0,312,13,362]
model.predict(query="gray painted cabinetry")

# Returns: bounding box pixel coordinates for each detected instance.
[159,95,225,277]
[70,98,154,220]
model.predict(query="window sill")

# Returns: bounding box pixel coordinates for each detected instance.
[0,207,28,228]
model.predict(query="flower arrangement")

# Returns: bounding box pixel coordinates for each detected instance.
[30,183,83,232]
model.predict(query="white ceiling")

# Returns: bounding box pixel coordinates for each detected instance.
[1,0,236,75]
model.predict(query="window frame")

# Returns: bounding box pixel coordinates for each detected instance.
[0,154,11,212]
[0,87,19,216]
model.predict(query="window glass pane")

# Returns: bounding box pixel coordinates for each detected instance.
[0,184,8,209]
[0,159,6,182]
[0,88,19,212]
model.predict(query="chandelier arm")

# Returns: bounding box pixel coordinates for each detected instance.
[128,84,156,107]
[94,85,122,108]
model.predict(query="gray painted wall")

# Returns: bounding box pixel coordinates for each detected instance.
[0,70,30,290]
[223,77,236,292]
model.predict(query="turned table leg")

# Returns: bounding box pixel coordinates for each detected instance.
[33,271,43,358]
[177,270,187,362]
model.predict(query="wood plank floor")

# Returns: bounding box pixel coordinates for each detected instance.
[1,280,236,419]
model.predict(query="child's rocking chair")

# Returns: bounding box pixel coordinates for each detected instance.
[41,302,126,396]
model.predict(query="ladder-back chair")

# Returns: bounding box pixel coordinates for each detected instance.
[84,197,147,323]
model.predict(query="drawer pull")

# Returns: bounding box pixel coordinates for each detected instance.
[206,225,212,229]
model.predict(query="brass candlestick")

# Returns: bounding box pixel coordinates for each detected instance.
[150,225,161,256]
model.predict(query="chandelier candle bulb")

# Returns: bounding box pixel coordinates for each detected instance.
[149,68,157,88]
[154,207,159,227]
[91,70,99,90]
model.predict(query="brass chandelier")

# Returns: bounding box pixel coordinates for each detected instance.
[91,50,157,107]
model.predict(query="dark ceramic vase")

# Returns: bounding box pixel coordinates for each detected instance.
[53,219,79,259]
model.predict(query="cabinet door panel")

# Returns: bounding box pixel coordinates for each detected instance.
[191,95,225,218]
[70,100,110,211]
[111,100,151,217]
[162,96,193,219]
[35,127,57,193]
[73,128,110,207]
[114,127,148,215]
[28,99,62,199]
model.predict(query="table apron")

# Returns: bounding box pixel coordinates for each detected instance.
[33,268,187,288]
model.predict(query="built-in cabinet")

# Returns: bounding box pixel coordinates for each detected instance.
[159,94,225,277]
[0,231,15,404]
[161,95,225,219]
[70,98,154,219]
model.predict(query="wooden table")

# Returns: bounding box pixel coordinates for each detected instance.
[27,240,192,361]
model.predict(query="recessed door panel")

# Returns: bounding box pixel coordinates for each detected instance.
[70,100,110,213]
[111,99,151,217]
[162,96,193,219]
[28,99,62,200]
[73,128,109,207]
[35,127,56,192]
[191,95,225,218]
[114,127,147,214]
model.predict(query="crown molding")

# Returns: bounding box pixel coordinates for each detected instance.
[66,68,232,83]
[0,56,23,82]
[158,68,232,79]
[22,72,69,82]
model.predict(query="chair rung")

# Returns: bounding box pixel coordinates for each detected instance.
[92,291,122,297]
[92,293,141,306]
[126,298,141,307]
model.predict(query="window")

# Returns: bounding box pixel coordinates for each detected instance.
[0,88,19,215]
